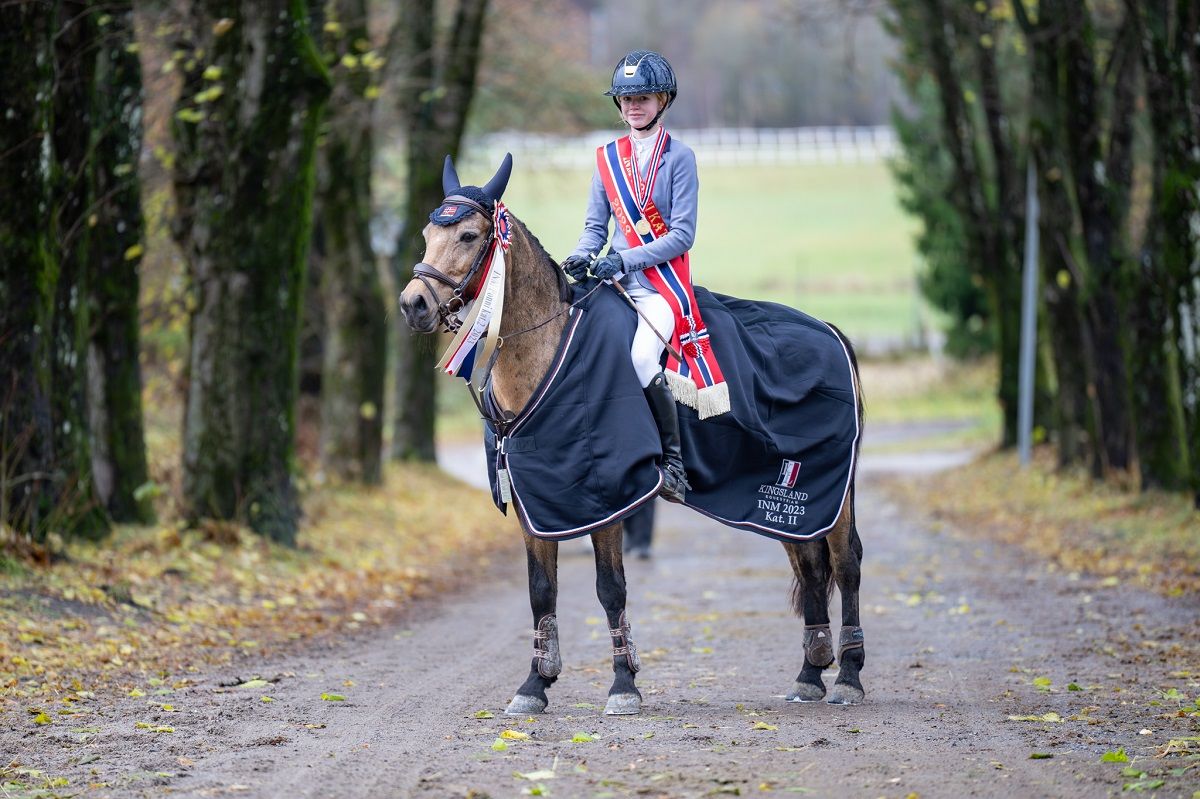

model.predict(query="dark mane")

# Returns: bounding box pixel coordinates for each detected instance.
[510,213,573,303]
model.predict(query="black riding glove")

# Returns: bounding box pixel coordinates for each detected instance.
[591,251,624,280]
[561,254,591,281]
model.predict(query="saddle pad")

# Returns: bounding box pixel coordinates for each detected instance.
[482,283,860,542]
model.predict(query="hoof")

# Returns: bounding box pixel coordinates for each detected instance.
[604,693,641,715]
[786,681,826,702]
[827,684,864,705]
[505,694,547,716]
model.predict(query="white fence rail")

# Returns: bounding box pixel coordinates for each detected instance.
[464,126,898,171]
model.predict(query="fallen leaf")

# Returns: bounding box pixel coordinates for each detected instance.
[492,738,509,751]
[752,721,778,731]
[516,769,556,780]
[238,679,269,690]
[571,732,595,743]
[320,693,346,701]
[33,712,52,725]
[500,729,530,740]
[1007,712,1063,723]
[474,710,495,719]
[1029,753,1053,759]
[1100,748,1128,763]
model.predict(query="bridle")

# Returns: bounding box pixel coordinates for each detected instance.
[412,194,496,333]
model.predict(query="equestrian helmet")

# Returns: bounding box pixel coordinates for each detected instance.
[604,50,677,108]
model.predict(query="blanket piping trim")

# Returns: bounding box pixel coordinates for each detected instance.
[677,318,861,541]
[494,307,665,540]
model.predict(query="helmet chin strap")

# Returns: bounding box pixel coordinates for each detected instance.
[632,104,667,132]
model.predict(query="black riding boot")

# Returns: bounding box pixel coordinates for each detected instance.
[644,372,690,504]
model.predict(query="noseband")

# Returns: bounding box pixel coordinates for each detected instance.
[412,194,496,332]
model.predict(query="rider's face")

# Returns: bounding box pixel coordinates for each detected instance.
[620,94,663,130]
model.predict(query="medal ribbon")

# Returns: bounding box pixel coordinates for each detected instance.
[437,202,512,385]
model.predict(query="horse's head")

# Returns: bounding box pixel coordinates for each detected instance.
[399,154,513,333]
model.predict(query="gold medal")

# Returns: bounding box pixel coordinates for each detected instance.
[635,218,652,236]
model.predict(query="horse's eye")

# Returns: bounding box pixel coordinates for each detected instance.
[460,231,478,243]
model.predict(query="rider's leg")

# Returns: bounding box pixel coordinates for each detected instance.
[628,289,689,503]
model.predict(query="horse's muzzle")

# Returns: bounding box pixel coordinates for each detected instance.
[399,290,436,333]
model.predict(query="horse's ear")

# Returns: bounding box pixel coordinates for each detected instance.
[442,155,461,195]
[482,153,513,203]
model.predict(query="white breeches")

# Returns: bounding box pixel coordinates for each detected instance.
[624,280,675,387]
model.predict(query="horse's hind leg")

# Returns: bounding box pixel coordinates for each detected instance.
[827,490,865,705]
[783,539,835,701]
[506,532,561,715]
[592,523,642,715]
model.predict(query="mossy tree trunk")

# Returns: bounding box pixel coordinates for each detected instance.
[1020,5,1104,472]
[1127,0,1197,492]
[50,1,110,537]
[907,0,1025,446]
[0,4,60,538]
[173,0,330,544]
[314,0,387,484]
[388,0,489,462]
[87,1,154,523]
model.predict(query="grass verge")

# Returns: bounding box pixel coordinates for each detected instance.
[887,449,1200,597]
[0,464,519,720]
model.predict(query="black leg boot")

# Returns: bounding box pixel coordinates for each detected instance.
[643,372,691,504]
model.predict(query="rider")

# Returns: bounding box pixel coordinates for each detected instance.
[562,50,728,505]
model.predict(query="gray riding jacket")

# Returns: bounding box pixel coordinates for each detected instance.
[570,133,699,290]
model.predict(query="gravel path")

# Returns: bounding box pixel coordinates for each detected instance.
[11,433,1198,798]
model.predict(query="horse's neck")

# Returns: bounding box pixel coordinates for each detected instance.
[490,221,569,415]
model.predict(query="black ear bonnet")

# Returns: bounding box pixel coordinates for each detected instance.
[430,153,513,226]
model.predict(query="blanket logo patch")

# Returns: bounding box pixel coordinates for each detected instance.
[776,459,802,488]
[757,478,808,527]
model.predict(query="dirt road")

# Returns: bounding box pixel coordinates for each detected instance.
[13,433,1199,798]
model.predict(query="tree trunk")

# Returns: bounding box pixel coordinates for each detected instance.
[173,0,330,544]
[1059,0,1134,474]
[389,0,489,462]
[316,0,387,484]
[1127,0,1197,491]
[0,4,59,538]
[917,0,1020,445]
[87,1,153,523]
[51,1,108,537]
[1017,2,1103,471]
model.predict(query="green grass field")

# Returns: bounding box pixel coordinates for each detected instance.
[500,160,922,344]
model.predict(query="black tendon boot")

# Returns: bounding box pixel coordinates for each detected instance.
[643,372,691,503]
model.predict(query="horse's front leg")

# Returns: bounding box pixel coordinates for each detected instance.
[506,532,561,715]
[592,523,642,715]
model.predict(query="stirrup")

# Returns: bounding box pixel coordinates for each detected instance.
[658,463,690,503]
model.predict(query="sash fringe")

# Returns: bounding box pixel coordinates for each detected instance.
[697,382,731,420]
[665,369,699,409]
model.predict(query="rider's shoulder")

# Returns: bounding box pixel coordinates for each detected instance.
[665,136,697,169]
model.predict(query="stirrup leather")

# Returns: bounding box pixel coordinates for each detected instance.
[532,614,562,678]
[609,611,641,673]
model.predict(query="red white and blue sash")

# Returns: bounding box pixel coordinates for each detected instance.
[596,131,730,419]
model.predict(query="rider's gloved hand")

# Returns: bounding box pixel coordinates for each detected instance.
[561,254,591,281]
[591,251,624,280]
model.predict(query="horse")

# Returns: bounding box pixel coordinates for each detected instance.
[398,155,866,716]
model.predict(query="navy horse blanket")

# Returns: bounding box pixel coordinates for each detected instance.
[483,283,860,542]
